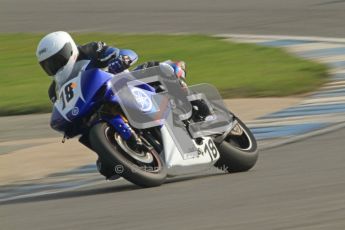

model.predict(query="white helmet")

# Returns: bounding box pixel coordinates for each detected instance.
[36,31,79,81]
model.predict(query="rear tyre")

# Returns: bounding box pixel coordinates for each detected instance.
[89,122,167,187]
[215,117,258,172]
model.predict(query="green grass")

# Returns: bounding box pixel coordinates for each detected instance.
[0,34,328,116]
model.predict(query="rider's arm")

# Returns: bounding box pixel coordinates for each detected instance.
[79,41,120,68]
[79,41,138,73]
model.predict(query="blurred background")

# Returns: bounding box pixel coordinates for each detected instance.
[1,0,337,116]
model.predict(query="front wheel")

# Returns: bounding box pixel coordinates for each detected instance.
[215,117,258,172]
[89,122,167,187]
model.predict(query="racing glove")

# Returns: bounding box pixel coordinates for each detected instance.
[108,49,138,74]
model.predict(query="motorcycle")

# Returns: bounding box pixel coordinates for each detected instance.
[51,61,258,187]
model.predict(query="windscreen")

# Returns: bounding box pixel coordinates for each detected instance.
[55,60,90,90]
[110,65,192,129]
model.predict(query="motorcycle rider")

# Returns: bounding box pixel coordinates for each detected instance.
[36,31,186,103]
[36,31,187,179]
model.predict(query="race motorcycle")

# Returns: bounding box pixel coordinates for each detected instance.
[51,62,258,187]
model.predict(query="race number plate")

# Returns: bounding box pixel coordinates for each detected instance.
[55,73,84,121]
[199,138,219,161]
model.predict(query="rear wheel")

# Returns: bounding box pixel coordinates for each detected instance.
[215,117,258,172]
[89,122,167,187]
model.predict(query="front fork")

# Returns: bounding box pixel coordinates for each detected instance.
[106,114,165,155]
[104,114,143,147]
[105,114,132,140]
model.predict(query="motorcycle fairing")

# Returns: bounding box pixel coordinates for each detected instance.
[51,64,113,135]
[110,65,193,129]
[161,125,220,176]
[110,65,233,162]
[110,65,197,158]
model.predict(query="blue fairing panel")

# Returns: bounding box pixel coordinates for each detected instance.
[74,68,114,118]
[50,69,113,134]
[81,69,113,102]
[50,106,70,133]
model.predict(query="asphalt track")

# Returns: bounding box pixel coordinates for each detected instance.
[1,127,345,230]
[1,0,345,229]
[1,0,345,37]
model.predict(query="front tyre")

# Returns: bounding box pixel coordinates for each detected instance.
[89,122,167,187]
[215,117,258,172]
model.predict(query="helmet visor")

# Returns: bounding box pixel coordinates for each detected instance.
[39,42,73,76]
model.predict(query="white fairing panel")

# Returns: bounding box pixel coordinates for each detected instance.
[54,60,90,121]
[161,125,220,176]
[55,72,84,121]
